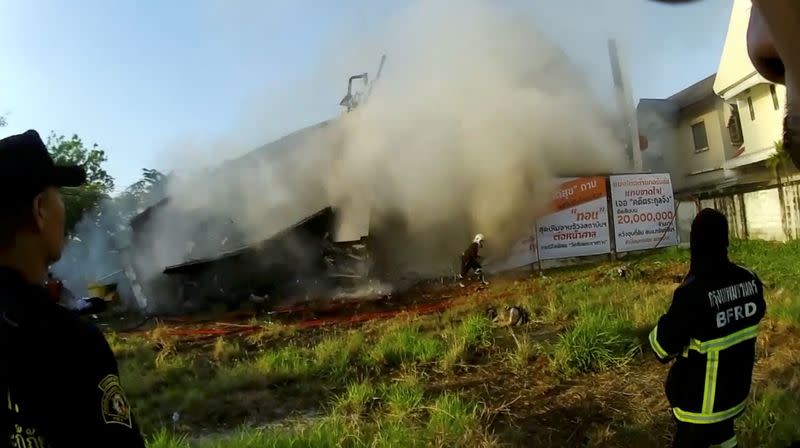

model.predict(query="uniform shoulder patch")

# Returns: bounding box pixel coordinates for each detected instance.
[98,374,132,429]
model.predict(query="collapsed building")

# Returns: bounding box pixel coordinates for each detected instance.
[122,41,637,314]
[123,57,431,313]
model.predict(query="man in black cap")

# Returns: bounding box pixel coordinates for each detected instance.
[649,209,766,448]
[0,130,145,447]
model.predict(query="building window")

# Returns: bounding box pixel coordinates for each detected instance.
[747,96,755,120]
[691,121,709,153]
[770,84,780,110]
[727,104,744,146]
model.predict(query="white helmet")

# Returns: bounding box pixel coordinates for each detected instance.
[473,233,485,245]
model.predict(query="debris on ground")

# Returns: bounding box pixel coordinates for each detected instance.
[487,305,530,327]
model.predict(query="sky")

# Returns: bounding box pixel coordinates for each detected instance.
[0,0,734,191]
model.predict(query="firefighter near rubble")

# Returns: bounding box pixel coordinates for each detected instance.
[459,233,489,288]
[649,208,766,448]
[0,130,145,447]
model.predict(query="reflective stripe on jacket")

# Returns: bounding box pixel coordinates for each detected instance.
[649,262,766,424]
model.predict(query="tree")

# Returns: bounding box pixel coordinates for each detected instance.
[114,168,169,224]
[122,168,168,206]
[47,133,115,235]
[767,141,793,239]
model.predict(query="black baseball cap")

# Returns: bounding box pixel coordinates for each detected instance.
[0,130,87,203]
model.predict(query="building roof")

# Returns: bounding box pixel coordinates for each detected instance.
[162,206,335,274]
[665,73,717,109]
[221,119,335,171]
[637,74,716,114]
[714,0,770,99]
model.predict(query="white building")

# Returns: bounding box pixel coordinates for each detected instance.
[638,0,799,242]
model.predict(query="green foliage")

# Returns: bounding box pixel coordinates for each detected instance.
[313,331,365,379]
[45,130,167,245]
[253,346,314,383]
[48,133,114,191]
[442,315,495,370]
[738,386,800,448]
[508,334,543,371]
[766,140,790,170]
[189,388,489,448]
[380,378,425,421]
[211,337,243,364]
[114,239,800,445]
[196,418,353,448]
[552,309,640,377]
[427,393,482,445]
[115,168,169,221]
[47,133,114,234]
[146,429,189,448]
[368,326,445,367]
[457,315,495,350]
[333,381,377,416]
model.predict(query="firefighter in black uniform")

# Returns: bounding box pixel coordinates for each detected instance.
[649,209,766,448]
[0,130,145,447]
[459,233,488,288]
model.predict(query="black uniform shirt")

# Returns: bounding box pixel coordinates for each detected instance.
[650,261,766,424]
[0,267,145,447]
[462,242,480,262]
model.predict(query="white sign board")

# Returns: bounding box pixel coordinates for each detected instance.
[610,173,678,253]
[536,177,611,260]
[486,230,538,273]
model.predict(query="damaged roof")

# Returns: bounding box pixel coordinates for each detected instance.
[162,206,335,275]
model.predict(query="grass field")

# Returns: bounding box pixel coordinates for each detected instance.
[109,240,800,447]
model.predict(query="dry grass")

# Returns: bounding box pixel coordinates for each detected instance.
[105,241,800,447]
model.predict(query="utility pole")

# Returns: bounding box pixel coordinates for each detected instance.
[608,39,642,172]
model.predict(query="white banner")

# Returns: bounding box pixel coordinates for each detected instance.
[610,173,678,253]
[486,230,538,273]
[536,177,611,260]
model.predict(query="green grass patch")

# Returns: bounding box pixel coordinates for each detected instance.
[379,378,425,421]
[738,386,800,448]
[190,390,493,448]
[441,315,495,370]
[253,345,314,383]
[551,308,640,377]
[427,393,483,446]
[333,381,377,416]
[368,325,445,367]
[508,332,542,371]
[212,337,244,364]
[195,417,353,448]
[313,331,365,379]
[147,429,190,448]
[123,239,800,444]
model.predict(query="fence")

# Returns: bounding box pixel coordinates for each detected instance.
[676,177,800,243]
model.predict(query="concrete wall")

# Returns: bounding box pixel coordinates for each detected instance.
[677,97,730,189]
[742,188,783,240]
[677,174,800,243]
[734,84,786,155]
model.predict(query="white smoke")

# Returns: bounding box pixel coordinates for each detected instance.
[52,199,132,306]
[127,0,630,305]
[325,0,626,269]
